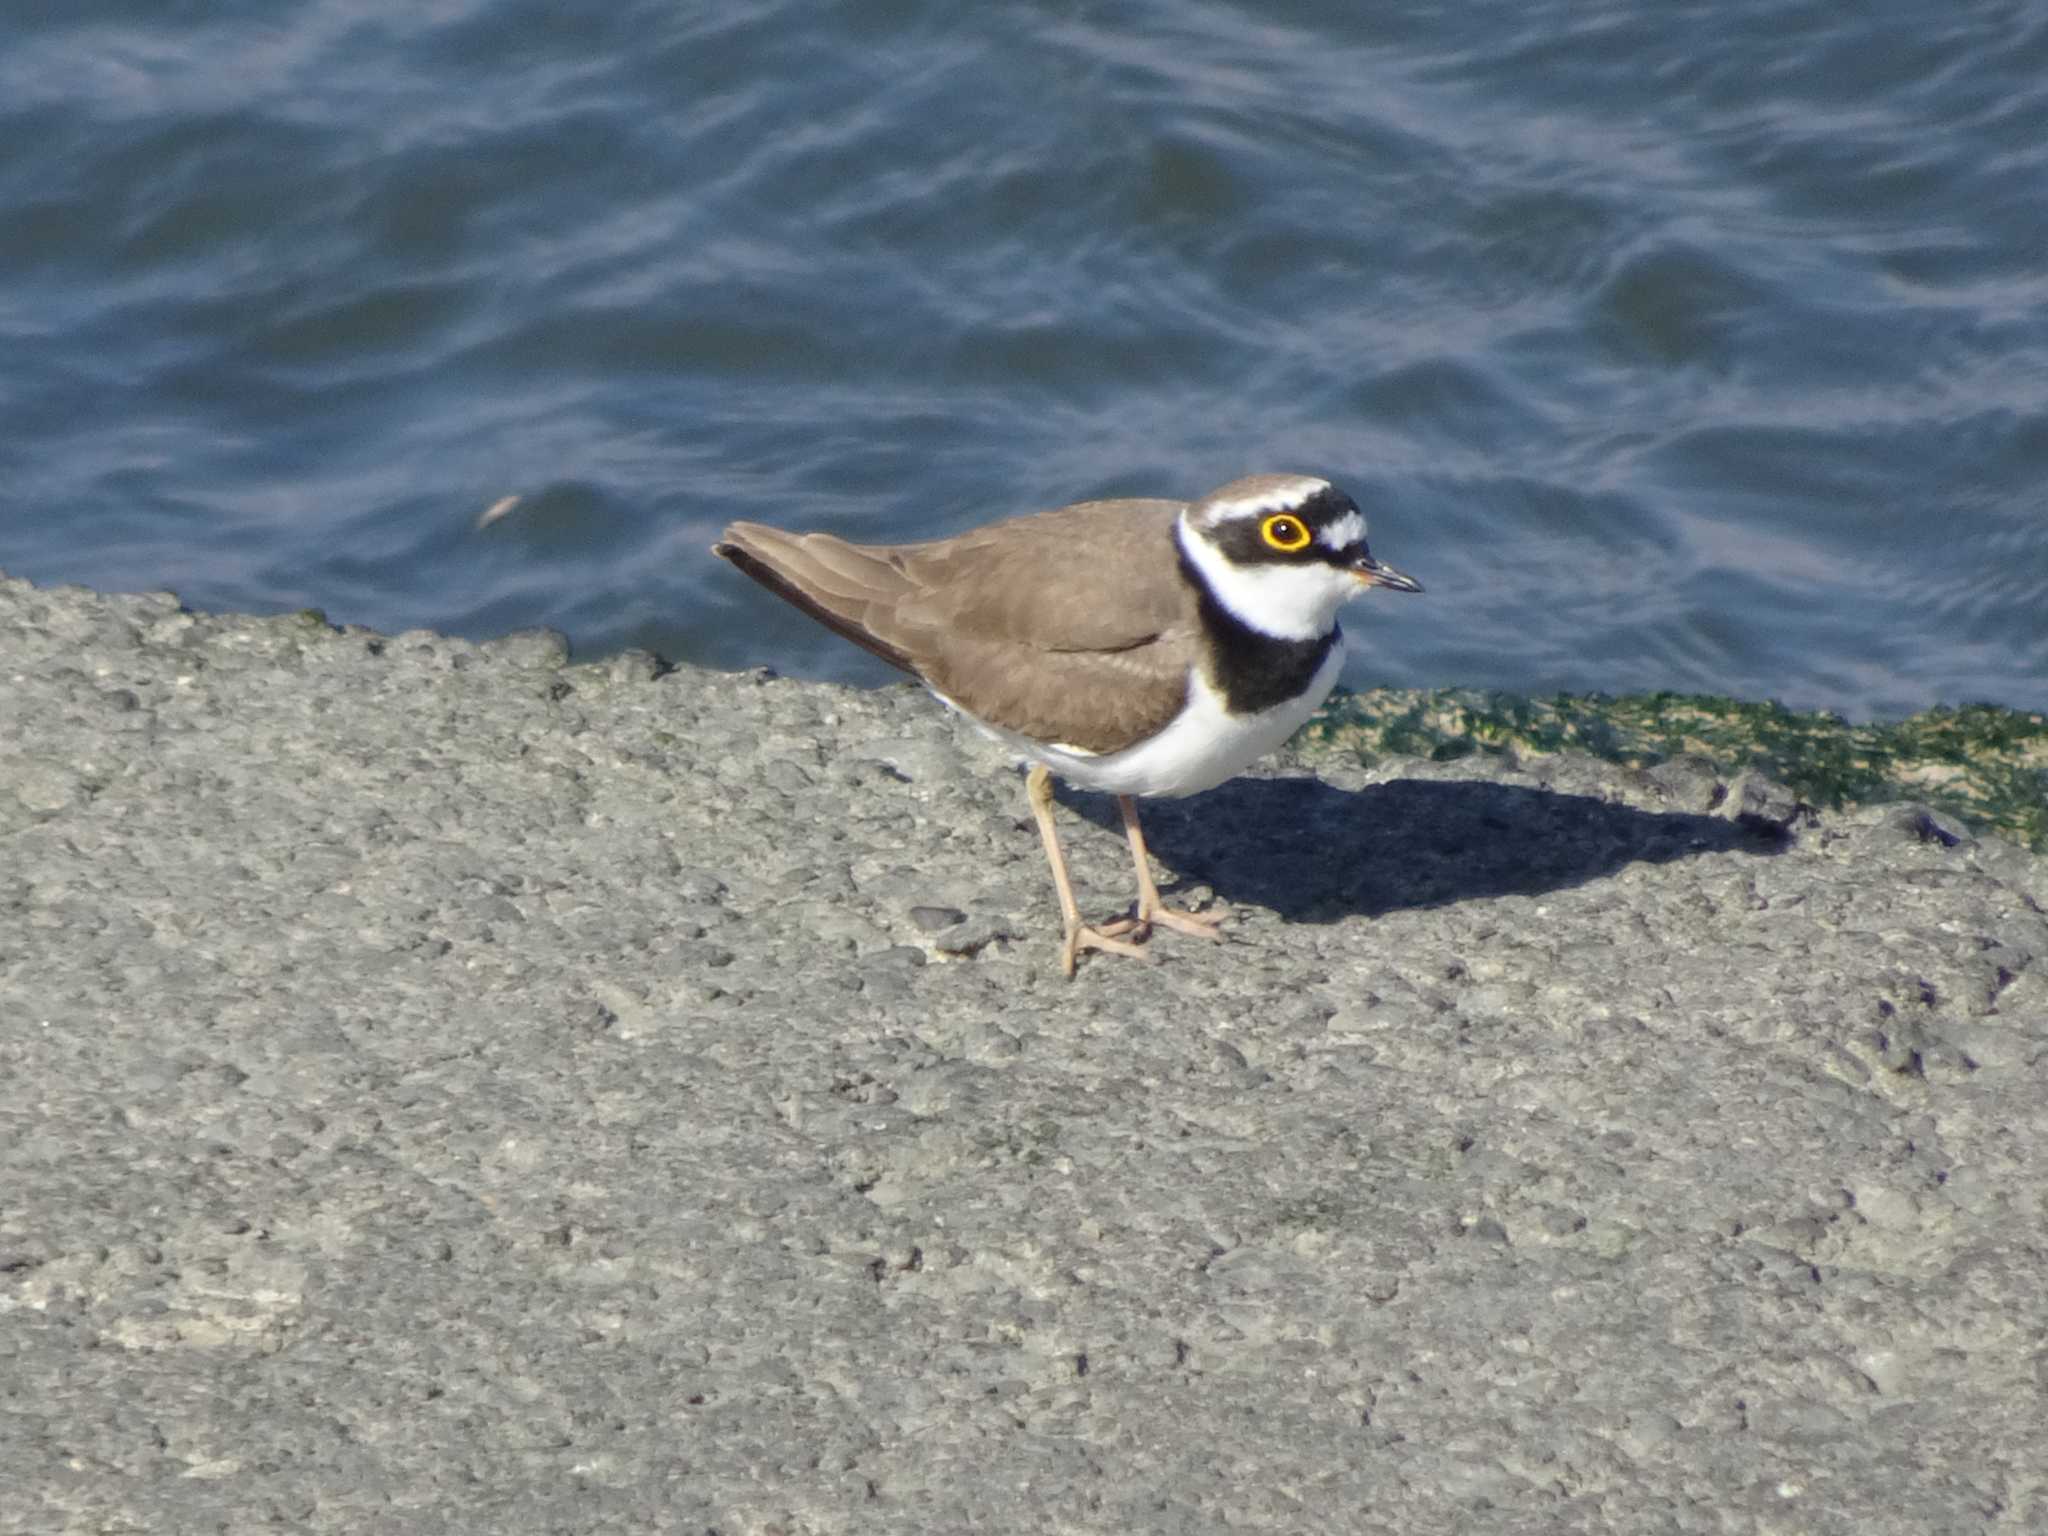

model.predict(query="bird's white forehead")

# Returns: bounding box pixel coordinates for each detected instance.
[1198,476,1333,521]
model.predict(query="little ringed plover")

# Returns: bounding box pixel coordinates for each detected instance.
[713,474,1421,976]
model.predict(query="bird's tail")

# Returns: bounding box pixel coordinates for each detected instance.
[712,523,918,675]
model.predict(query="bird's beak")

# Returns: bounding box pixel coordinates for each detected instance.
[1350,552,1423,593]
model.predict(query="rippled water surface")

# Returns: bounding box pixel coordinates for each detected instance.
[3,0,2045,716]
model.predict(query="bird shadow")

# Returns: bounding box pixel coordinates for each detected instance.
[1059,775,1791,924]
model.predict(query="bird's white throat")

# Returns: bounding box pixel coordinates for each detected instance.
[1175,514,1362,642]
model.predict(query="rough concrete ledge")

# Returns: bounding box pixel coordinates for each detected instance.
[2,570,2045,1535]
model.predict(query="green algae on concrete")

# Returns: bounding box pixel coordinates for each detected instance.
[1305,689,2048,850]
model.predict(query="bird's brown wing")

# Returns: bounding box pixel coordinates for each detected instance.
[715,499,1199,754]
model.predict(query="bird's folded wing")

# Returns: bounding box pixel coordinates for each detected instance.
[920,630,1198,755]
[893,499,1190,654]
[718,499,1202,755]
[888,500,1200,753]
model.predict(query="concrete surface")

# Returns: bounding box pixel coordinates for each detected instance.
[2,570,2045,1534]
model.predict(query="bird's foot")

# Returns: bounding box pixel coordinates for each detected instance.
[1143,902,1229,943]
[1099,900,1228,944]
[1059,923,1155,978]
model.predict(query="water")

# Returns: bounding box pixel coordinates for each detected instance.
[3,0,2045,719]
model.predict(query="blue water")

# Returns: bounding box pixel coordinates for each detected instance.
[3,0,2045,718]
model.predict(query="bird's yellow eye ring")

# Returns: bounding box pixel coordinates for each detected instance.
[1260,513,1312,552]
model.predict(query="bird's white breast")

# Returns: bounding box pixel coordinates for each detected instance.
[942,641,1345,799]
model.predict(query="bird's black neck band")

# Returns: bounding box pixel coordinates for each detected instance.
[1178,549,1339,714]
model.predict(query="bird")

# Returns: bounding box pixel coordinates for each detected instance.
[712,474,1422,976]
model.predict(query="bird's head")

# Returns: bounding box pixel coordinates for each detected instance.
[1179,474,1422,640]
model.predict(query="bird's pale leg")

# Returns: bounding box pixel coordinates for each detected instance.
[1025,764,1151,977]
[1100,794,1227,943]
